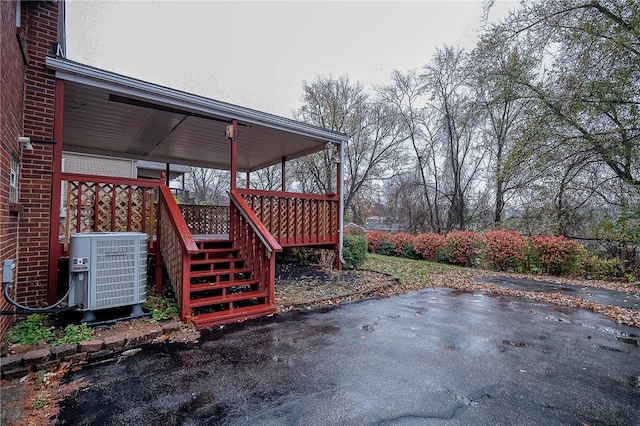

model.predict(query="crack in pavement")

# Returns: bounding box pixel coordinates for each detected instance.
[370,382,504,425]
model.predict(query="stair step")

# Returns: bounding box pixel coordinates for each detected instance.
[190,267,253,279]
[193,247,240,255]
[191,305,276,329]
[196,240,234,250]
[190,257,245,266]
[189,290,269,308]
[190,279,260,293]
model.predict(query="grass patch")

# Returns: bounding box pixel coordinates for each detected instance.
[143,291,179,321]
[364,254,462,289]
[6,314,54,345]
[53,323,92,346]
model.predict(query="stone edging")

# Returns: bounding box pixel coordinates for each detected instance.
[0,321,186,380]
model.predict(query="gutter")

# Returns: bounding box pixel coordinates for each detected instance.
[339,138,346,266]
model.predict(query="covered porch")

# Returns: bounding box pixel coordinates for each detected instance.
[47,57,346,328]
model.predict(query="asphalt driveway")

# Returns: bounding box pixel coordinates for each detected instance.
[57,287,640,425]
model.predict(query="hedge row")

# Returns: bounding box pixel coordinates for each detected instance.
[364,230,585,276]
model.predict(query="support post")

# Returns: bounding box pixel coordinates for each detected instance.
[155,174,165,294]
[48,79,65,303]
[229,119,238,190]
[281,156,286,192]
[336,142,344,270]
[246,172,250,189]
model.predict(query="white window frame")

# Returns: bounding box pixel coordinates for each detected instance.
[10,157,19,204]
[16,1,21,27]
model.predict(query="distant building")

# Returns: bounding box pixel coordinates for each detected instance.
[365,217,408,232]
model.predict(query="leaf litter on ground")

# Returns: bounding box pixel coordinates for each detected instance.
[276,254,640,329]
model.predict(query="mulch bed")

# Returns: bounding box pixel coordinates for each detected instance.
[274,263,393,311]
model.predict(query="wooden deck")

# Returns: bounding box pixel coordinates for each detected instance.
[56,174,339,329]
[192,234,230,241]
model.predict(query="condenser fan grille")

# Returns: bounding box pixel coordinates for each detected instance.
[95,239,137,308]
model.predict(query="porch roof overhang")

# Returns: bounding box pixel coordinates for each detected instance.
[46,56,347,172]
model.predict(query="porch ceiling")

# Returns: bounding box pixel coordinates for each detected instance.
[47,57,346,172]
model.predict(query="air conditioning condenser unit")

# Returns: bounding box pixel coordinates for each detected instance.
[68,232,148,322]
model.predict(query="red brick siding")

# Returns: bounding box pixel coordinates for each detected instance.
[0,1,26,337]
[0,2,61,339]
[17,1,60,309]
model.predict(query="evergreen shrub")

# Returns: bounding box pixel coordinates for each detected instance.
[388,232,415,257]
[481,229,527,271]
[442,231,481,266]
[342,234,368,269]
[413,233,446,261]
[528,235,581,276]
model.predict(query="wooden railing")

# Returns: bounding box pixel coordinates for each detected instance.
[229,190,282,308]
[59,172,160,252]
[179,205,229,235]
[158,185,198,322]
[235,188,339,247]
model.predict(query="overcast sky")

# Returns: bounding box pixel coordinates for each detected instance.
[65,1,516,118]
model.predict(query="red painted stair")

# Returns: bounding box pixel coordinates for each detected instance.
[187,238,275,329]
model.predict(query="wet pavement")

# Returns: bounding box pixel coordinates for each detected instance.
[56,288,640,426]
[475,276,640,310]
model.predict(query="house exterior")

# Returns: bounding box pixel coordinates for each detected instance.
[62,154,191,181]
[1,1,346,337]
[1,1,65,338]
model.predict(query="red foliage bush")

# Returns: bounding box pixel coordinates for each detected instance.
[344,225,365,236]
[413,233,446,261]
[528,235,581,276]
[442,231,481,266]
[388,232,415,257]
[481,229,527,271]
[365,230,389,253]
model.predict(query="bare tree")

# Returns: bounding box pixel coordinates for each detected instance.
[250,165,282,191]
[377,70,444,232]
[292,75,407,224]
[184,168,230,205]
[421,47,487,231]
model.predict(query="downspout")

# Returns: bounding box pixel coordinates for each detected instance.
[338,139,346,265]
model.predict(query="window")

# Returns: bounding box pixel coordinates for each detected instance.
[10,157,19,204]
[16,1,21,27]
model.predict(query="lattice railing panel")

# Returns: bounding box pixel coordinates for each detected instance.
[60,174,158,252]
[159,202,183,304]
[179,205,229,235]
[229,192,281,312]
[237,190,339,247]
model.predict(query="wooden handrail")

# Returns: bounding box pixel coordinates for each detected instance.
[229,190,282,253]
[159,185,198,254]
[235,187,340,201]
[61,172,161,188]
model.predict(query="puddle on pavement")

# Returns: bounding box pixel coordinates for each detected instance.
[599,345,623,352]
[179,391,215,414]
[500,339,526,347]
[600,327,639,340]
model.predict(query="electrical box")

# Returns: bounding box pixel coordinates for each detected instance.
[2,259,15,283]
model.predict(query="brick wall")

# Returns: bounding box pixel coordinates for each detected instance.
[17,1,60,308]
[0,1,27,338]
[0,1,61,338]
